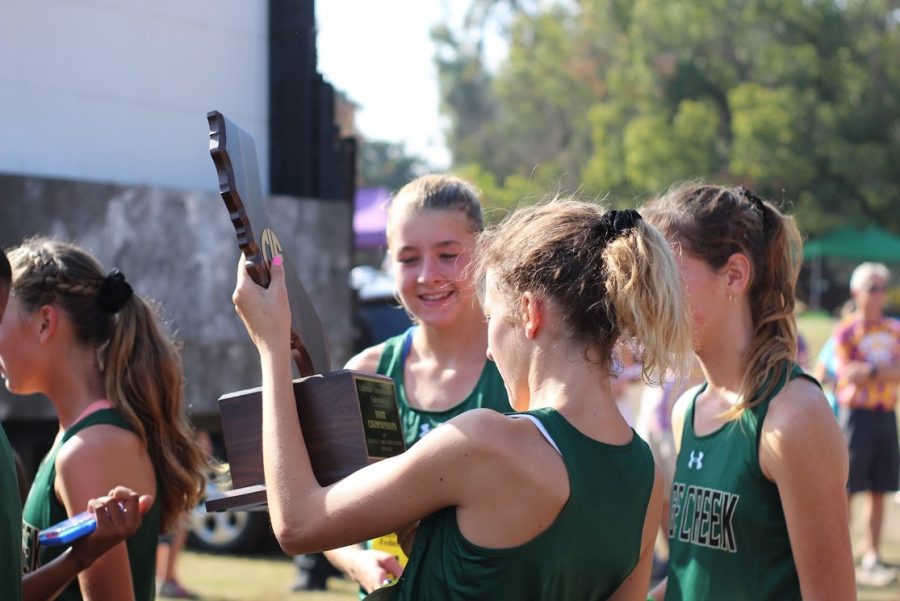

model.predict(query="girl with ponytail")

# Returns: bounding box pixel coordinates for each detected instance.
[2,238,205,601]
[234,198,693,600]
[642,184,854,601]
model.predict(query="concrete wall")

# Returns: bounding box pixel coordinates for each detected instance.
[0,173,353,429]
[0,0,270,193]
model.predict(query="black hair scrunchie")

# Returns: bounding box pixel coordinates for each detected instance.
[595,209,643,245]
[97,269,133,314]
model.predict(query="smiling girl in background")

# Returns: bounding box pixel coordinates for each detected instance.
[322,174,511,595]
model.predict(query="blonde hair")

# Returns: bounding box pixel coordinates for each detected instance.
[384,174,486,322]
[8,237,205,531]
[476,198,692,384]
[386,174,485,244]
[643,183,803,419]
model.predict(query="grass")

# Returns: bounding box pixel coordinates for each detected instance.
[172,509,900,600]
[167,551,357,600]
[167,313,900,600]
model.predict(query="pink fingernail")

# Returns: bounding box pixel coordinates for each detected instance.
[272,255,283,267]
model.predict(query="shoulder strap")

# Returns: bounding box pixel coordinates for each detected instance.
[400,326,417,364]
[507,413,562,455]
[752,362,819,449]
[375,327,415,376]
[62,408,130,443]
[679,383,705,444]
[789,363,821,390]
[70,399,114,425]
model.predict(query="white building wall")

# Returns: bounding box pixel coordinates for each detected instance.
[0,0,270,193]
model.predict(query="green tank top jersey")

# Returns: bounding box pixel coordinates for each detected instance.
[390,407,656,601]
[376,328,511,447]
[666,363,818,601]
[1,424,22,601]
[360,329,512,599]
[21,409,161,601]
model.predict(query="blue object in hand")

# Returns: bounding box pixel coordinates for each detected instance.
[38,511,97,547]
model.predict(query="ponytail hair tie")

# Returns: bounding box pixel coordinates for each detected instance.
[97,269,133,314]
[595,209,642,245]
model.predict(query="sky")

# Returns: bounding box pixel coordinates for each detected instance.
[315,2,453,168]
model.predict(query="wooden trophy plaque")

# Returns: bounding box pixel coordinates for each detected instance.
[205,111,405,512]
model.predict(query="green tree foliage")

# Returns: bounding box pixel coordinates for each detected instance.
[359,140,430,192]
[435,0,900,234]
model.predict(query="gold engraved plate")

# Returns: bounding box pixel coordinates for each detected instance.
[354,375,405,458]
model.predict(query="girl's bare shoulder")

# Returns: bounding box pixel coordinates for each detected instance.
[56,424,145,471]
[344,343,386,372]
[765,376,833,434]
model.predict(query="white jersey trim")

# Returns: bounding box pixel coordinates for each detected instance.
[508,413,562,455]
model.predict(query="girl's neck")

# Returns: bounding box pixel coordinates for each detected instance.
[526,349,613,409]
[414,314,488,365]
[526,352,632,444]
[507,315,607,413]
[47,349,107,429]
[696,305,753,398]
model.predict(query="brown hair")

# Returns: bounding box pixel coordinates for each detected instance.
[477,198,692,383]
[642,183,803,418]
[386,174,485,242]
[8,237,205,531]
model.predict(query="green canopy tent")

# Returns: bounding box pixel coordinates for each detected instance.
[804,226,900,309]
[805,226,900,262]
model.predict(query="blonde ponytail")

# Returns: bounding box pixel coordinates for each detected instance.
[477,198,692,379]
[603,221,693,384]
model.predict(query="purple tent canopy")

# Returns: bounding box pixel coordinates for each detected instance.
[354,187,391,250]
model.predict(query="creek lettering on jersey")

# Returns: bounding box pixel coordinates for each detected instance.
[669,482,740,553]
[22,521,41,573]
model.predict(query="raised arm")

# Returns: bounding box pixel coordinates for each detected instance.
[233,258,474,555]
[760,378,856,601]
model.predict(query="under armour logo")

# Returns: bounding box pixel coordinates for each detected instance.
[687,451,704,470]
